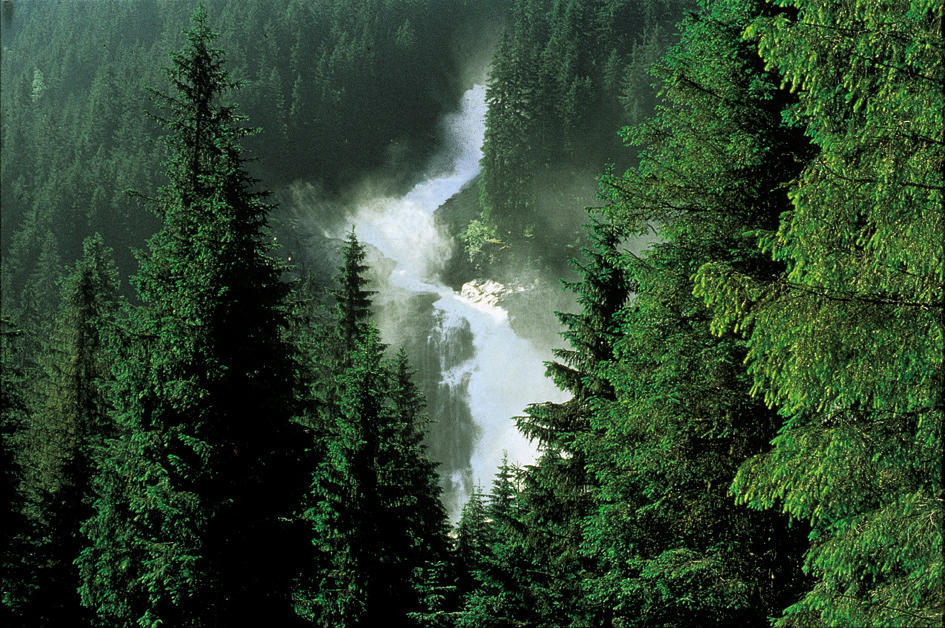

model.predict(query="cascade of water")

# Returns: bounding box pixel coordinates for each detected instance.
[339,84,567,518]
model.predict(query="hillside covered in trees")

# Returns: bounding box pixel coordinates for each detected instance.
[1,0,942,626]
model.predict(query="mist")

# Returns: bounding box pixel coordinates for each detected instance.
[287,83,566,518]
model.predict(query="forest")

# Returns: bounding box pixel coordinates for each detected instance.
[1,0,942,626]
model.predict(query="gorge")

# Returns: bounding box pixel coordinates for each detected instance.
[330,83,568,517]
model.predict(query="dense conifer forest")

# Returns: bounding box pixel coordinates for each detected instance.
[1,0,941,626]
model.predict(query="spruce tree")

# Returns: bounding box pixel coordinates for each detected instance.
[77,9,307,626]
[584,0,813,623]
[386,347,451,577]
[19,234,121,625]
[472,0,693,272]
[305,324,392,624]
[302,231,450,625]
[333,229,375,347]
[695,0,944,623]
[514,215,630,625]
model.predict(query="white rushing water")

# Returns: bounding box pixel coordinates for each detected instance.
[339,84,567,518]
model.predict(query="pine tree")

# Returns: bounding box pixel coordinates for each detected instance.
[77,9,307,626]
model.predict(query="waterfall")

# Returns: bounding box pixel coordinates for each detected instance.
[338,84,567,518]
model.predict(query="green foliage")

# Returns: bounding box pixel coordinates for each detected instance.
[77,11,307,625]
[1,0,940,625]
[331,229,376,346]
[473,0,694,274]
[454,485,490,601]
[304,325,394,624]
[693,1,944,624]
[576,0,814,623]
[0,318,30,623]
[501,216,631,625]
[300,232,451,625]
[459,217,505,270]
[15,234,122,625]
[1,0,507,328]
[457,456,537,627]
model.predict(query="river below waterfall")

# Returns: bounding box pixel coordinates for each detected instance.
[327,84,567,518]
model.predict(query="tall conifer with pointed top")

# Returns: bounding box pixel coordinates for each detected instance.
[332,228,375,347]
[21,234,121,625]
[301,231,450,625]
[77,8,307,626]
[387,347,451,575]
[514,215,630,624]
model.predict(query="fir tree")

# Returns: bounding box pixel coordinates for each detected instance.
[695,0,944,623]
[302,232,450,625]
[20,234,121,625]
[77,9,307,625]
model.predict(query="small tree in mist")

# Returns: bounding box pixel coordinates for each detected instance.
[300,230,451,625]
[453,484,489,601]
[457,455,535,627]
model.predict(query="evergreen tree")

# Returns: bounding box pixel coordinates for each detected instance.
[304,324,394,624]
[0,318,29,624]
[388,348,454,625]
[695,0,944,623]
[472,0,694,274]
[453,484,489,601]
[458,456,534,626]
[2,223,63,376]
[19,234,121,625]
[513,215,630,625]
[2,0,512,323]
[302,231,450,625]
[386,347,451,573]
[584,0,813,622]
[77,9,307,625]
[333,229,375,347]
